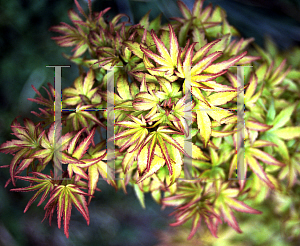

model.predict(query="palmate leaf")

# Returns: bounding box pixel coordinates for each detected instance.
[28,83,55,110]
[66,103,106,132]
[135,126,192,185]
[194,98,234,147]
[132,89,160,118]
[140,24,179,79]
[175,0,234,45]
[162,180,222,239]
[10,172,55,213]
[174,36,246,96]
[30,123,79,170]
[0,118,45,185]
[137,152,166,184]
[230,139,285,190]
[214,183,262,234]
[108,114,148,153]
[279,154,300,188]
[63,69,101,106]
[65,127,110,184]
[146,94,194,137]
[44,183,90,238]
[107,72,141,131]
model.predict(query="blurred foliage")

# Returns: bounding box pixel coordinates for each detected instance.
[0,0,299,245]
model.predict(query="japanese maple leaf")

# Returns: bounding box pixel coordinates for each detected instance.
[162,180,222,239]
[64,127,104,182]
[44,182,90,238]
[65,103,106,132]
[86,141,118,204]
[132,75,161,120]
[140,24,179,80]
[108,114,149,153]
[227,71,264,112]
[135,126,192,183]
[10,172,91,238]
[193,93,235,147]
[105,72,144,130]
[262,102,300,161]
[28,82,55,109]
[214,182,262,234]
[63,69,101,106]
[10,172,55,213]
[173,0,223,45]
[0,118,47,186]
[229,139,285,190]
[30,122,79,170]
[146,94,194,137]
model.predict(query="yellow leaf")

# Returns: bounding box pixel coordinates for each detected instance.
[137,154,165,184]
[245,73,258,100]
[151,30,172,64]
[137,142,149,174]
[208,91,237,106]
[196,110,211,147]
[191,51,222,76]
[192,39,221,63]
[207,106,233,123]
[203,51,247,74]
[167,144,182,184]
[169,24,179,66]
[122,149,138,173]
[83,69,95,95]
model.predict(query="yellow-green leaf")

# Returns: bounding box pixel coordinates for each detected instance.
[273,126,300,140]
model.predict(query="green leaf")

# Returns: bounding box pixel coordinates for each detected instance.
[139,10,150,29]
[266,99,276,124]
[179,21,191,47]
[117,73,132,100]
[149,13,162,31]
[196,110,211,147]
[271,104,296,131]
[178,0,192,19]
[123,41,144,59]
[133,183,145,209]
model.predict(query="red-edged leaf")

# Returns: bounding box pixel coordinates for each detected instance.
[246,155,274,188]
[10,148,29,186]
[72,127,96,160]
[178,0,192,19]
[246,121,272,132]
[67,128,87,155]
[187,213,201,240]
[203,51,247,74]
[248,147,285,166]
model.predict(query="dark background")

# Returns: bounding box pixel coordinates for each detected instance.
[0,0,300,245]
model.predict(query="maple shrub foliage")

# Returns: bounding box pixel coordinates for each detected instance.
[1,0,300,240]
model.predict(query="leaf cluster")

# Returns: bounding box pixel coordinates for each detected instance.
[1,0,300,241]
